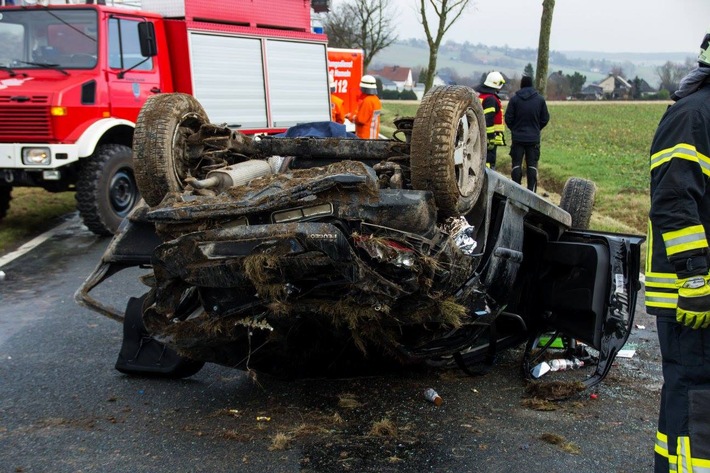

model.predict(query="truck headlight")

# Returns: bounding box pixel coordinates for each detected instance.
[22,147,51,165]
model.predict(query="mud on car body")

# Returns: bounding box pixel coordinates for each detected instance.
[76,86,644,389]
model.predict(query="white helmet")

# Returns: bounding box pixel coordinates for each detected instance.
[699,26,710,65]
[484,71,505,90]
[360,74,378,94]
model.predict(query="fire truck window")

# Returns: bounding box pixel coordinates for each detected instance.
[108,18,153,71]
[0,23,23,66]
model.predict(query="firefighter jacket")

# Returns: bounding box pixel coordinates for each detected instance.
[331,94,345,124]
[645,84,710,317]
[353,94,382,139]
[475,85,505,145]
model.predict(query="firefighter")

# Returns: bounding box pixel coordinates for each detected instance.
[330,75,345,124]
[645,26,710,473]
[475,71,506,170]
[346,75,381,139]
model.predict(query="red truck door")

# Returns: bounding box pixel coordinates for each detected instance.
[106,15,162,121]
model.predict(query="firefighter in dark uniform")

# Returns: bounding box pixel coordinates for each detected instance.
[474,71,506,170]
[646,26,710,473]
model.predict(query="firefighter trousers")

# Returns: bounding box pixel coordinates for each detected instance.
[655,315,710,472]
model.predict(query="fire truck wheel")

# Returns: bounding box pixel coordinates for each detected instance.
[76,144,139,236]
[0,186,11,220]
[559,177,596,229]
[410,85,487,218]
[133,93,209,207]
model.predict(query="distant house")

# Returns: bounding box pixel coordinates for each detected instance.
[576,84,604,101]
[375,76,398,92]
[597,74,632,100]
[368,65,414,91]
[635,78,657,98]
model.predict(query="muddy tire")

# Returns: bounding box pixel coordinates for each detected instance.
[559,177,596,229]
[133,93,209,207]
[410,85,487,217]
[0,186,11,220]
[76,144,138,236]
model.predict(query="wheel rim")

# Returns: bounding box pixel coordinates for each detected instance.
[453,109,480,197]
[110,168,137,217]
[171,112,205,186]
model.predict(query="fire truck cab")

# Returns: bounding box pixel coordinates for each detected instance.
[0,0,331,235]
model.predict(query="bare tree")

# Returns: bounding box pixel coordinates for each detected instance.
[417,0,472,92]
[657,60,693,94]
[322,0,398,71]
[535,0,555,98]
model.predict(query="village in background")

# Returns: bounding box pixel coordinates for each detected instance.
[359,38,695,101]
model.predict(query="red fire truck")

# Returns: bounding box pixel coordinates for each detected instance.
[0,0,331,235]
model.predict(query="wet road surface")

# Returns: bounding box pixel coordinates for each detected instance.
[0,215,661,473]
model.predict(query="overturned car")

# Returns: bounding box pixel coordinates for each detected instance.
[76,86,644,389]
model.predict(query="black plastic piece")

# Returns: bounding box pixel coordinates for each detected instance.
[115,295,204,378]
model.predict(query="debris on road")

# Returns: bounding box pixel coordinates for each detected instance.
[423,388,443,406]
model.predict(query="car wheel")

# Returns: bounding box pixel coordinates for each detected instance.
[0,186,11,220]
[559,177,596,229]
[410,85,487,217]
[76,144,139,236]
[133,93,210,207]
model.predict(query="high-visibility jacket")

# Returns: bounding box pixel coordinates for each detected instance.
[353,94,382,139]
[331,94,345,124]
[476,86,504,143]
[645,85,710,317]
[647,83,710,473]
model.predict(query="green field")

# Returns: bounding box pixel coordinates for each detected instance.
[0,101,662,256]
[381,100,665,235]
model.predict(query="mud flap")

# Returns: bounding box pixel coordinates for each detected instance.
[115,295,205,378]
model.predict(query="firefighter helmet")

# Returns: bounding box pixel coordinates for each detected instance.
[360,75,378,94]
[699,26,710,65]
[484,71,505,90]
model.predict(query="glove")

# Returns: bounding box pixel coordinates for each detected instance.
[490,132,505,147]
[676,274,710,329]
[487,142,495,151]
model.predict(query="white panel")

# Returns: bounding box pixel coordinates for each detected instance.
[140,0,185,18]
[266,40,330,128]
[189,32,267,129]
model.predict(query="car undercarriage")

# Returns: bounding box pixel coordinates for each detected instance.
[76,86,644,390]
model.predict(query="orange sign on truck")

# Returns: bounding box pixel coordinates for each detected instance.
[327,48,364,118]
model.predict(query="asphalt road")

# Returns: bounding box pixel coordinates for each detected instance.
[0,214,661,473]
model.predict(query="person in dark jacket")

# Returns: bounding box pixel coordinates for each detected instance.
[646,26,710,473]
[504,76,549,192]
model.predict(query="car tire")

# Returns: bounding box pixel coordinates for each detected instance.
[410,85,487,218]
[76,144,138,236]
[559,177,596,229]
[0,186,11,220]
[133,93,210,207]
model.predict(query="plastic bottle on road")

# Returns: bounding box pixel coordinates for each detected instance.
[548,358,584,371]
[423,388,443,406]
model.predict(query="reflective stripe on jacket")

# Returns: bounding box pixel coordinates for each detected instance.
[477,91,504,138]
[353,94,382,139]
[645,85,710,316]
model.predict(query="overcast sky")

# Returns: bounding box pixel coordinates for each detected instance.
[329,0,710,54]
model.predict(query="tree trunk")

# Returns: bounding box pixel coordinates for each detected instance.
[535,0,555,98]
[425,47,438,92]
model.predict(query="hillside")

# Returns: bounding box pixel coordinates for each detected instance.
[370,40,695,89]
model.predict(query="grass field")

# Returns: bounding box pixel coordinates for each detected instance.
[381,100,666,236]
[0,100,662,256]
